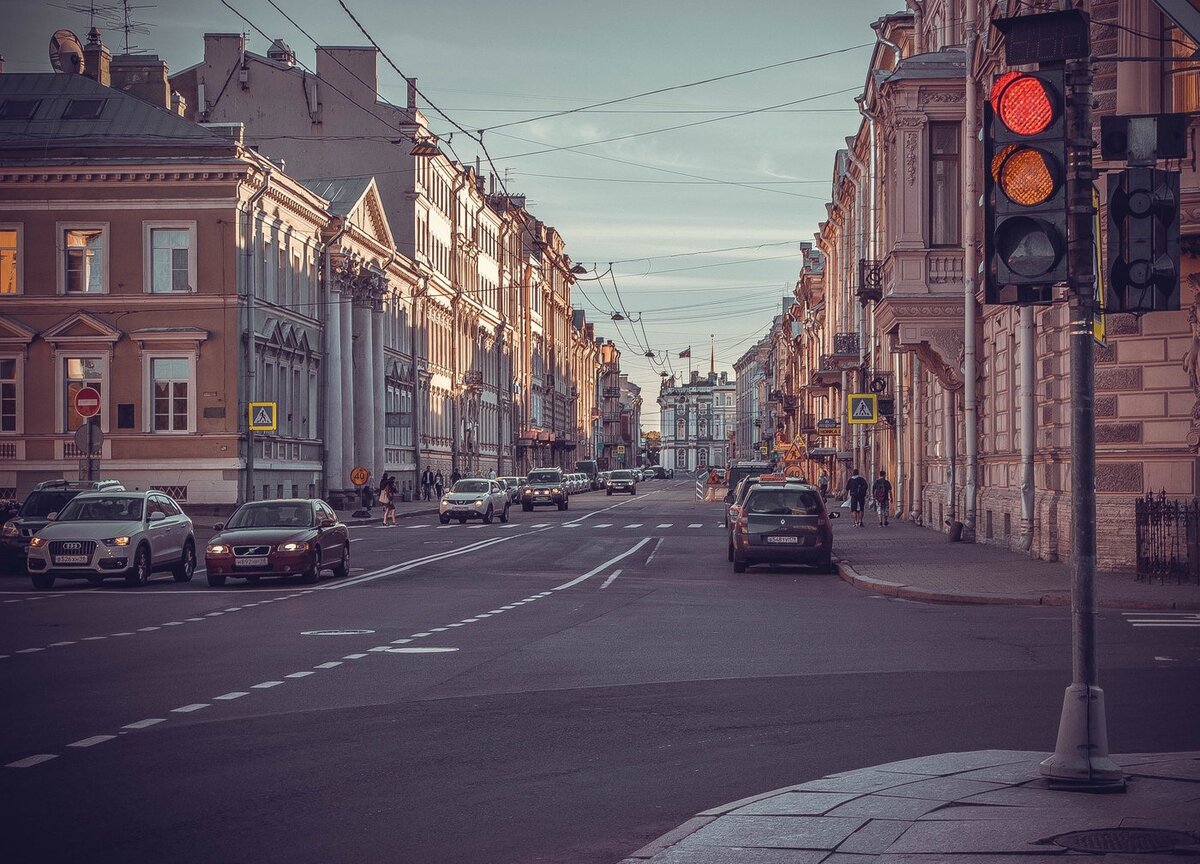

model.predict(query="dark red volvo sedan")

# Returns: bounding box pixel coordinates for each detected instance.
[205,499,350,586]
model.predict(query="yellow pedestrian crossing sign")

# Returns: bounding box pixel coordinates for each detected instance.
[847,393,878,425]
[248,401,277,431]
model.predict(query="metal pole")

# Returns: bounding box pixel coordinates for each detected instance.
[1039,56,1123,789]
[86,420,94,482]
[962,7,980,541]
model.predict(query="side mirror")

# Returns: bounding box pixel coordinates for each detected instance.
[723,492,735,504]
[149,511,166,522]
[319,517,336,528]
[46,512,58,521]
[829,510,841,519]
[213,522,225,531]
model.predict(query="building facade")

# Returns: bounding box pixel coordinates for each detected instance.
[658,370,737,473]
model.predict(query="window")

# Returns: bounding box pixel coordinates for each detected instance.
[64,357,104,431]
[62,99,106,120]
[1166,26,1199,112]
[147,226,193,293]
[0,100,39,120]
[0,227,18,294]
[929,122,961,247]
[63,227,105,293]
[150,358,190,432]
[0,358,16,432]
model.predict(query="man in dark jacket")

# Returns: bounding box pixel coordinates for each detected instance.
[872,469,892,527]
[845,469,868,528]
[421,467,433,501]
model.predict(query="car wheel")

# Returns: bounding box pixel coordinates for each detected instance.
[817,554,834,574]
[500,505,509,524]
[483,506,494,524]
[31,572,55,590]
[606,490,612,496]
[439,514,450,524]
[207,571,227,587]
[125,545,151,587]
[727,542,734,562]
[733,556,748,574]
[172,541,196,583]
[458,516,467,524]
[301,549,321,584]
[522,503,532,512]
[331,544,350,579]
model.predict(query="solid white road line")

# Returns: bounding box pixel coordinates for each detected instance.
[600,570,622,590]
[645,537,665,567]
[68,735,115,748]
[171,703,209,713]
[123,718,165,729]
[554,538,651,591]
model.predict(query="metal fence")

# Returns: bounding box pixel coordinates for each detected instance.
[1135,491,1200,584]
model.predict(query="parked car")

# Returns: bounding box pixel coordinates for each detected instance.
[25,490,195,589]
[648,465,671,480]
[606,469,637,496]
[522,468,568,511]
[575,460,600,490]
[440,479,510,524]
[724,474,768,556]
[573,473,589,493]
[2,479,125,574]
[730,482,839,574]
[498,476,525,503]
[206,499,349,586]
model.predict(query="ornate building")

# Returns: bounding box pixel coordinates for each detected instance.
[658,370,736,473]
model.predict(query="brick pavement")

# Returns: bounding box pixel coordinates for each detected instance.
[833,518,1200,611]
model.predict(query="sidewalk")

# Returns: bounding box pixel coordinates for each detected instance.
[620,751,1200,862]
[182,495,438,528]
[833,519,1200,611]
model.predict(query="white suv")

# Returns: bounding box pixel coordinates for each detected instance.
[439,479,511,524]
[26,491,196,589]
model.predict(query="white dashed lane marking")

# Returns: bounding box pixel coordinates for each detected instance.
[252,681,283,689]
[688,523,703,528]
[123,718,165,730]
[285,671,315,679]
[6,754,58,768]
[68,735,115,748]
[214,692,249,701]
[171,704,209,713]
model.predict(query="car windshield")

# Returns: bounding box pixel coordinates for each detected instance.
[226,502,315,529]
[20,491,80,518]
[612,470,633,479]
[454,481,490,494]
[735,477,763,504]
[746,489,822,516]
[500,477,521,485]
[57,496,144,521]
[527,471,560,484]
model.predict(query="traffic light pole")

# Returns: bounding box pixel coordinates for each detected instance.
[1039,57,1123,789]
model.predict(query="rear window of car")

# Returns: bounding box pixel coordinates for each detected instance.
[20,490,80,517]
[745,489,823,516]
[611,470,633,479]
[527,470,561,484]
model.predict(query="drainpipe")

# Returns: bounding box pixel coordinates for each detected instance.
[241,162,272,503]
[946,389,957,527]
[1018,305,1036,551]
[911,355,924,523]
[906,0,925,55]
[962,0,980,540]
[894,351,904,519]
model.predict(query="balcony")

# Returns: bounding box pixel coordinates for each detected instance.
[831,332,859,358]
[856,260,883,304]
[797,413,817,433]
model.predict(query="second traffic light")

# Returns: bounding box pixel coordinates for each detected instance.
[1107,168,1180,313]
[984,69,1068,305]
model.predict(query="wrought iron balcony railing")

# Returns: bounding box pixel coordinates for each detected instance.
[857,259,883,304]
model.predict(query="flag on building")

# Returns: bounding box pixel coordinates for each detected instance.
[678,347,691,358]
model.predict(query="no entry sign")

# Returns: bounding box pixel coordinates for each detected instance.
[74,386,101,418]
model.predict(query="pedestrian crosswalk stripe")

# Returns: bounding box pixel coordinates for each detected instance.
[656,523,672,528]
[625,523,643,528]
[594,524,612,528]
[688,523,703,528]
[1123,612,1200,627]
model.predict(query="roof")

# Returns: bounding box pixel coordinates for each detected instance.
[299,176,375,217]
[884,47,966,83]
[0,73,229,151]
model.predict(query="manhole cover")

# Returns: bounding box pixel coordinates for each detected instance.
[1052,828,1200,854]
[300,629,375,636]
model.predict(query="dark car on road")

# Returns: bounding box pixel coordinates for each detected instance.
[1,479,125,573]
[606,469,637,496]
[730,482,840,574]
[205,499,350,586]
[521,468,569,511]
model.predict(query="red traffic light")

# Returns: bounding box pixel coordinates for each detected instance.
[990,73,1058,137]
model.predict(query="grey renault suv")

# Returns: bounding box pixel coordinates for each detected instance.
[25,490,196,589]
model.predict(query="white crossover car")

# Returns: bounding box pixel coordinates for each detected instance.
[439,479,511,524]
[25,491,196,589]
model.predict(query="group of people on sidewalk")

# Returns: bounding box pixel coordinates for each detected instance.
[841,468,892,528]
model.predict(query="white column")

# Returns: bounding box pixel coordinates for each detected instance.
[324,276,344,499]
[352,298,375,486]
[372,300,386,480]
[339,286,355,490]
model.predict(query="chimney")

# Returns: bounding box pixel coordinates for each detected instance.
[171,91,186,116]
[407,76,417,111]
[111,53,170,109]
[83,27,111,87]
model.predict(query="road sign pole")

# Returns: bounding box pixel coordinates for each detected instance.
[1039,55,1123,790]
[86,420,94,482]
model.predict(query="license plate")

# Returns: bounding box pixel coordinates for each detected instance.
[236,556,269,567]
[54,554,88,564]
[453,508,471,513]
[534,496,549,502]
[766,536,799,544]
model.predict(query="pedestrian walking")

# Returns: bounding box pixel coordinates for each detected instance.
[487,468,496,480]
[379,474,397,525]
[872,469,892,526]
[450,468,462,485]
[845,468,868,528]
[434,469,444,499]
[421,466,433,501]
[818,471,829,500]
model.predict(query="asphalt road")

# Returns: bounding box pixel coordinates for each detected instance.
[2,480,1198,864]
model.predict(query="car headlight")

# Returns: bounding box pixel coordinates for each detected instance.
[2,521,17,537]
[206,543,229,555]
[473,498,485,507]
[29,536,46,548]
[102,536,130,547]
[552,487,561,494]
[522,488,532,495]
[278,541,308,552]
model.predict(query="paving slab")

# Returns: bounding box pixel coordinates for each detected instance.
[826,795,944,821]
[728,792,860,816]
[836,818,913,853]
[677,815,868,850]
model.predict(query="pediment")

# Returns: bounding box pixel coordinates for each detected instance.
[0,313,36,346]
[42,312,122,344]
[350,179,394,251]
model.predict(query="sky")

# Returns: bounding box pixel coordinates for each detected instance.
[9,0,903,431]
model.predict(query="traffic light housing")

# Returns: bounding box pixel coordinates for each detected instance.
[1107,168,1180,313]
[984,69,1069,305]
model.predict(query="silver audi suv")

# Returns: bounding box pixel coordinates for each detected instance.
[25,491,196,589]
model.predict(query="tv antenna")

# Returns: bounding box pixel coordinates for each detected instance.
[52,0,155,54]
[49,29,86,74]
